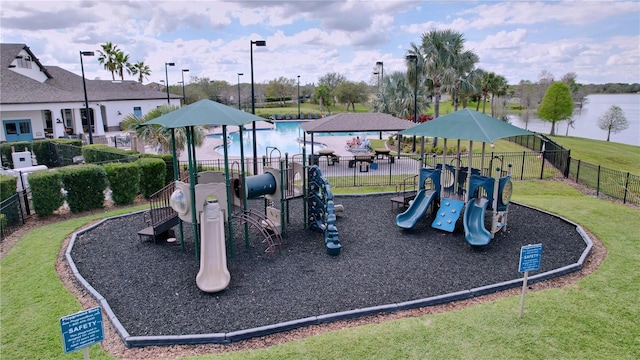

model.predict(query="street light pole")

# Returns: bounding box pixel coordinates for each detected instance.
[250,39,266,174]
[376,61,384,81]
[181,69,189,106]
[297,75,301,119]
[406,55,418,154]
[165,62,175,105]
[237,73,243,110]
[80,51,95,144]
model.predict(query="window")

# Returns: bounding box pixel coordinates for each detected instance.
[16,56,32,69]
[43,110,52,130]
[19,122,31,134]
[5,123,17,135]
[133,106,142,117]
[63,109,73,128]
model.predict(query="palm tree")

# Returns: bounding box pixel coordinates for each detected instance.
[113,50,131,81]
[479,71,497,114]
[129,61,151,83]
[120,105,206,155]
[419,29,474,119]
[489,74,508,118]
[97,42,119,80]
[448,51,479,111]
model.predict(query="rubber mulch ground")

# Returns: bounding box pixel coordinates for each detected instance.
[70,194,586,337]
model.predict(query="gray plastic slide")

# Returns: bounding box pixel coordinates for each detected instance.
[396,189,437,229]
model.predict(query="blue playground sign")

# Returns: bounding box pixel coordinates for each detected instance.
[519,244,543,273]
[60,307,104,353]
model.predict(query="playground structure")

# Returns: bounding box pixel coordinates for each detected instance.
[396,144,514,247]
[162,148,346,292]
[396,108,531,246]
[308,165,343,255]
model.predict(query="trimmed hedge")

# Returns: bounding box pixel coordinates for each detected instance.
[27,170,65,216]
[0,174,17,201]
[104,162,140,205]
[136,157,167,198]
[82,144,138,164]
[58,164,107,213]
[140,153,175,185]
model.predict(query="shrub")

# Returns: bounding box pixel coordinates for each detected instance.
[0,174,17,201]
[59,164,107,213]
[104,162,140,205]
[136,157,167,198]
[140,153,174,185]
[27,170,65,216]
[82,144,138,164]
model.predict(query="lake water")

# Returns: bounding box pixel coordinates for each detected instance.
[509,94,639,146]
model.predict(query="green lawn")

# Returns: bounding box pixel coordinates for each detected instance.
[1,181,638,359]
[549,135,640,175]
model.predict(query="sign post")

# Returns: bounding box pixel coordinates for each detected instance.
[60,307,104,359]
[518,244,543,318]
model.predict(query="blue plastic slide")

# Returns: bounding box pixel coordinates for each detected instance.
[463,198,492,246]
[396,189,438,229]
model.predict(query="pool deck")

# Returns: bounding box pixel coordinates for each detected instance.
[178,121,396,162]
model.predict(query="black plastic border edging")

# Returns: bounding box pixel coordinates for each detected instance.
[65,202,593,348]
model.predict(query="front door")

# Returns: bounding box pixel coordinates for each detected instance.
[3,119,33,142]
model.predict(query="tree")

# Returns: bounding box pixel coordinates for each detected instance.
[265,77,296,106]
[488,74,508,118]
[597,105,629,141]
[536,70,554,104]
[312,84,333,114]
[97,42,119,80]
[334,81,368,112]
[129,61,151,83]
[418,29,477,120]
[120,104,205,155]
[318,72,346,93]
[538,81,574,135]
[113,50,130,81]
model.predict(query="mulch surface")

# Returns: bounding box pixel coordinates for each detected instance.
[70,194,587,337]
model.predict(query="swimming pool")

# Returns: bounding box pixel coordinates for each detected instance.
[210,121,380,157]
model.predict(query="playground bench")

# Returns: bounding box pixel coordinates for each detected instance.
[138,206,179,242]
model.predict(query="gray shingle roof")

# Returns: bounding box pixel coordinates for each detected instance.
[1,43,177,105]
[299,112,414,133]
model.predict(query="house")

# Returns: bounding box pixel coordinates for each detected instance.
[0,43,181,143]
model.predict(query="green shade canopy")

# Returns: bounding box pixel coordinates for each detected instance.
[400,108,534,143]
[143,99,264,129]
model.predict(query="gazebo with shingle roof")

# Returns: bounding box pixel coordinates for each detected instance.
[299,112,413,154]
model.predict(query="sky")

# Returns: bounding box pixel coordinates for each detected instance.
[1,0,639,87]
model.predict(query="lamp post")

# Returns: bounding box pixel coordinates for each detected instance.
[406,55,418,154]
[165,62,175,105]
[297,75,301,119]
[181,69,189,105]
[80,51,95,144]
[250,39,266,174]
[376,61,384,81]
[237,73,243,110]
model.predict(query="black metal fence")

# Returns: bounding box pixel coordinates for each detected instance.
[178,150,562,189]
[508,133,638,205]
[568,159,640,206]
[0,192,28,240]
